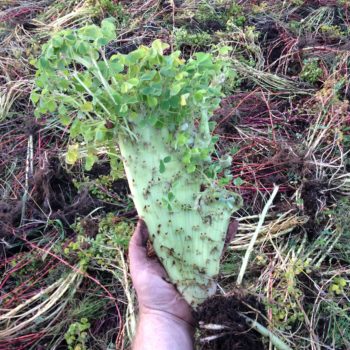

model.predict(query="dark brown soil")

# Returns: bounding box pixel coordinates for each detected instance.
[0,200,22,236]
[194,294,266,350]
[300,179,328,240]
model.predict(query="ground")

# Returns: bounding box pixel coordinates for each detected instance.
[1,1,350,349]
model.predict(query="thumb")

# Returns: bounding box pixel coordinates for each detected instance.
[129,220,149,275]
[222,219,238,255]
[129,219,169,282]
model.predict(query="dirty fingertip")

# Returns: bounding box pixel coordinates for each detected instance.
[133,219,149,246]
[225,219,238,245]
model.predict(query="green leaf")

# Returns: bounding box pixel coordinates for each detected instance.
[78,25,101,41]
[163,156,171,163]
[120,104,128,113]
[101,18,116,41]
[170,83,183,96]
[175,72,188,81]
[146,115,158,126]
[160,66,175,77]
[127,49,146,64]
[30,92,40,104]
[58,104,68,117]
[194,90,205,102]
[182,153,191,164]
[47,99,57,113]
[230,146,239,155]
[168,192,175,201]
[63,30,75,41]
[180,93,189,106]
[80,102,93,112]
[233,177,244,186]
[95,126,107,142]
[177,133,188,147]
[59,115,71,126]
[70,119,81,138]
[109,61,124,74]
[57,78,70,90]
[141,82,162,96]
[76,41,89,55]
[151,39,169,55]
[85,153,97,171]
[159,160,165,173]
[128,78,139,86]
[208,121,216,132]
[121,82,133,94]
[187,164,196,173]
[52,36,63,48]
[219,177,231,185]
[146,96,158,108]
[66,144,79,165]
[96,37,109,47]
[38,57,50,70]
[140,70,157,81]
[124,95,138,104]
[218,45,232,55]
[211,135,220,144]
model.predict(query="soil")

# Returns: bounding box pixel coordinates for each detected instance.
[300,179,328,240]
[0,200,22,236]
[195,294,266,350]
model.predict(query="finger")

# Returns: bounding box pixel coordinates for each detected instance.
[129,220,169,281]
[223,219,238,254]
[129,219,149,273]
[131,219,149,247]
[225,219,238,244]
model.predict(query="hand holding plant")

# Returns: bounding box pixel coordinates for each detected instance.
[32,18,242,307]
[129,220,194,349]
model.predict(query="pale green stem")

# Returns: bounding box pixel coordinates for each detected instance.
[239,313,293,350]
[118,124,240,307]
[237,185,279,285]
[72,72,111,117]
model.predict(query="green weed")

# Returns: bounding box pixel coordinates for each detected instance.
[319,24,344,39]
[300,59,323,84]
[174,28,213,48]
[67,215,134,268]
[64,317,91,350]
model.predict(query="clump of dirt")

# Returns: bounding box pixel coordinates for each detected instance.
[30,157,78,212]
[195,294,266,350]
[79,217,99,238]
[300,179,328,239]
[30,158,130,227]
[0,200,22,236]
[86,161,113,178]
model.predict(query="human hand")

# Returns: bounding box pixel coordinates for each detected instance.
[129,219,238,350]
[129,220,194,326]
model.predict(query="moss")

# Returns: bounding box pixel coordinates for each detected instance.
[300,58,323,84]
[319,24,345,39]
[88,0,129,23]
[195,3,228,29]
[174,28,213,48]
[226,1,246,29]
[64,318,90,350]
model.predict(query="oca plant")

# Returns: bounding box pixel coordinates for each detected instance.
[32,19,242,307]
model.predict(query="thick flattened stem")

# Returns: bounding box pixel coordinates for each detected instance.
[118,125,239,307]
